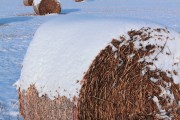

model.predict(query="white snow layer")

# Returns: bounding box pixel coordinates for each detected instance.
[33,0,42,6]
[15,17,180,101]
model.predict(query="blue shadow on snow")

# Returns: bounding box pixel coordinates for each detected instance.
[61,9,80,14]
[0,16,33,25]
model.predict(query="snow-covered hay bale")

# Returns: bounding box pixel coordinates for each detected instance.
[15,18,180,120]
[33,0,61,15]
[78,28,180,120]
[23,0,33,6]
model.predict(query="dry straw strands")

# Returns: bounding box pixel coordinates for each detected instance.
[19,85,77,120]
[78,28,180,120]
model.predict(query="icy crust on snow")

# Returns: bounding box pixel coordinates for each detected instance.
[15,17,180,101]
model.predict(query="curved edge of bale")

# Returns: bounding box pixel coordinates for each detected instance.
[18,85,78,120]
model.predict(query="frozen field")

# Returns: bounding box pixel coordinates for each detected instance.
[0,0,180,119]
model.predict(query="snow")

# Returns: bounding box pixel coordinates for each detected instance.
[0,0,180,119]
[33,0,42,6]
[150,77,158,83]
[0,0,59,119]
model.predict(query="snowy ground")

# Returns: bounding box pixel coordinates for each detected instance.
[0,0,180,119]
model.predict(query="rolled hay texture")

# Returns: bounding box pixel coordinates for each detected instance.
[19,85,78,120]
[23,0,33,6]
[33,0,61,15]
[78,28,180,120]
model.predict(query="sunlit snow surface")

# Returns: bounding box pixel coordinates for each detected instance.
[1,0,180,119]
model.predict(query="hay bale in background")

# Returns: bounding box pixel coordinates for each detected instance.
[75,0,84,2]
[33,0,61,15]
[78,28,180,120]
[18,85,77,120]
[23,0,33,6]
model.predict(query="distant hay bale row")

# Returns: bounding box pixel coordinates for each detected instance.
[23,0,61,15]
[18,28,180,120]
[23,0,84,15]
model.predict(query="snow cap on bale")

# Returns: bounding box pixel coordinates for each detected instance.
[33,0,61,15]
[23,0,33,6]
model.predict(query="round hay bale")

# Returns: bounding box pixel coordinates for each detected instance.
[15,21,180,120]
[75,0,84,2]
[78,28,180,120]
[33,0,61,15]
[18,85,77,120]
[23,0,33,6]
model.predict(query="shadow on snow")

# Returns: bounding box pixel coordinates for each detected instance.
[0,16,33,25]
[61,9,80,14]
